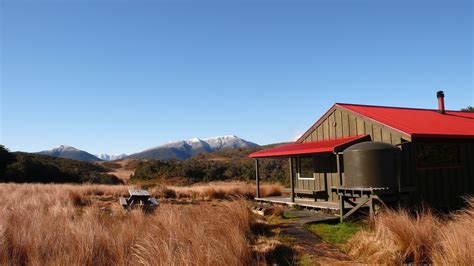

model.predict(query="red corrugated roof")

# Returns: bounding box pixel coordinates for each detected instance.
[249,135,369,158]
[337,103,474,139]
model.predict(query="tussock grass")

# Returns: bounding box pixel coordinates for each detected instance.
[152,181,283,200]
[0,183,255,265]
[431,197,474,265]
[346,197,474,264]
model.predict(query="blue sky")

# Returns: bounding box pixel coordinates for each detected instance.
[1,0,472,154]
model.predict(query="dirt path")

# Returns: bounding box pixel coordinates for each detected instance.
[276,210,352,265]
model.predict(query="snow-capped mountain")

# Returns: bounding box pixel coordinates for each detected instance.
[35,136,259,162]
[36,145,102,161]
[127,135,259,160]
[95,153,128,161]
[204,135,257,150]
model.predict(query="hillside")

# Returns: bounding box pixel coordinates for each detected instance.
[37,145,102,161]
[95,159,142,180]
[0,145,122,184]
[196,143,284,160]
[130,143,289,185]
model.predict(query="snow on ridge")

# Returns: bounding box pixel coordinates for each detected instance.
[136,135,257,154]
[95,153,128,161]
[53,145,79,152]
[188,137,202,143]
[202,134,238,141]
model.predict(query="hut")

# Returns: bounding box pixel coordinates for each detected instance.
[250,92,474,211]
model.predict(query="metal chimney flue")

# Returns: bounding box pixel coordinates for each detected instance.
[437,90,445,114]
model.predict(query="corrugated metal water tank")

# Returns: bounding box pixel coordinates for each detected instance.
[343,141,400,188]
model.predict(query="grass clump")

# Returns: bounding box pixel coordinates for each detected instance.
[431,197,474,265]
[307,221,362,244]
[345,198,474,264]
[264,208,298,225]
[251,237,294,265]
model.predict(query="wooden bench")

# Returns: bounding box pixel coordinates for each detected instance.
[120,189,159,211]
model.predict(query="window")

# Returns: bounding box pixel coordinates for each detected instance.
[416,143,461,169]
[298,156,315,179]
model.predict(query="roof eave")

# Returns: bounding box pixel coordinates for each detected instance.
[249,134,370,159]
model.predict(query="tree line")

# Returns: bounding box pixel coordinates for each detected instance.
[131,146,289,185]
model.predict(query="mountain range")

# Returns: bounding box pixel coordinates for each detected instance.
[36,135,259,161]
[36,145,102,162]
[127,135,259,160]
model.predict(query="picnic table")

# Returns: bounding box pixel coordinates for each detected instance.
[120,189,159,211]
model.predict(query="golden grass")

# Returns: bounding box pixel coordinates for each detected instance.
[346,197,474,264]
[151,181,283,200]
[430,197,474,265]
[0,183,255,265]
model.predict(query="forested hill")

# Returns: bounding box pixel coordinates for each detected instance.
[0,142,289,185]
[130,143,290,185]
[0,145,122,184]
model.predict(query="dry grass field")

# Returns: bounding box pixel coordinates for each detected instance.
[1,181,472,265]
[0,182,283,265]
[152,181,282,200]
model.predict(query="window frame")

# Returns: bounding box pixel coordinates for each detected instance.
[297,156,315,180]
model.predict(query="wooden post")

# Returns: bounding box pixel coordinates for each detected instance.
[255,159,260,199]
[336,153,343,187]
[289,158,295,203]
[369,195,374,219]
[340,195,345,223]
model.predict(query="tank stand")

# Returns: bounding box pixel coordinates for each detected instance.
[331,187,392,222]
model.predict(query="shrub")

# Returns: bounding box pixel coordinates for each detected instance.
[130,157,288,185]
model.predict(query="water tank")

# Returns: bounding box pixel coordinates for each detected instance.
[343,141,400,188]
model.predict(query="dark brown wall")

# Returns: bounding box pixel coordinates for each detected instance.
[412,141,474,208]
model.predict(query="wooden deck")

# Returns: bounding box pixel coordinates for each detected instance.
[255,196,340,211]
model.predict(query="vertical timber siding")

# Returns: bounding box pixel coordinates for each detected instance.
[299,106,410,203]
[413,142,474,208]
[302,107,408,145]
